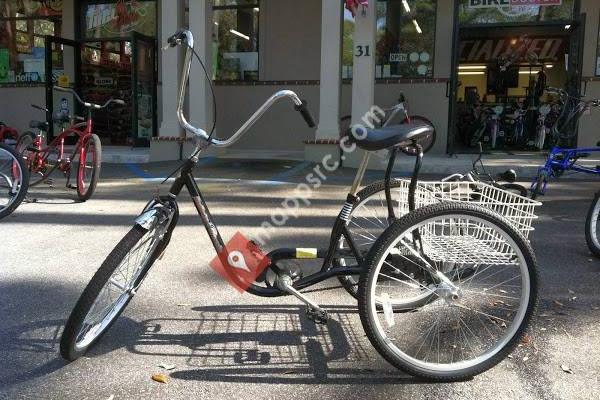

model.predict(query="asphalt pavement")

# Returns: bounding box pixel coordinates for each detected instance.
[0,159,599,400]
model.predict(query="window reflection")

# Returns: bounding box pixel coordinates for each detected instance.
[343,0,437,80]
[213,1,259,81]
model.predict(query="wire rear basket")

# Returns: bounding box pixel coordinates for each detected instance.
[395,180,541,239]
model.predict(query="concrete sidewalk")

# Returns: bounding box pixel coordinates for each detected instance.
[101,146,600,179]
[1,165,599,400]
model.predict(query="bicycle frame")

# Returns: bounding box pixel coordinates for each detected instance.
[150,140,422,297]
[532,146,600,195]
[28,118,92,176]
[156,30,424,296]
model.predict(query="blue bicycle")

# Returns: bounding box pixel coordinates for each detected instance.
[530,87,600,257]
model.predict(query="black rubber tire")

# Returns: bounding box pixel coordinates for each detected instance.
[0,143,29,220]
[76,134,102,202]
[585,193,600,258]
[337,179,405,298]
[15,131,35,156]
[357,202,538,381]
[61,226,163,361]
[61,198,178,361]
[499,183,529,198]
[530,174,545,200]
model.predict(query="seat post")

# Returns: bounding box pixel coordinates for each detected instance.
[408,144,424,212]
[384,147,398,221]
[349,151,371,196]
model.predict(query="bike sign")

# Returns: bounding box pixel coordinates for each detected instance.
[209,232,270,292]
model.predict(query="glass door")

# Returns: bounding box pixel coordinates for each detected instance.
[45,36,81,141]
[80,40,132,145]
[132,32,157,147]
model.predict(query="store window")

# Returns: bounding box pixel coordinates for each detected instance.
[458,0,574,25]
[213,0,259,81]
[82,0,157,39]
[342,0,437,80]
[0,0,62,85]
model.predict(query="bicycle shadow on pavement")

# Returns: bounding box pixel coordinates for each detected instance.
[0,316,143,388]
[126,304,419,385]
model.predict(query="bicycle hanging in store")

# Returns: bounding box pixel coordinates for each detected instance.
[61,30,540,381]
[16,87,125,201]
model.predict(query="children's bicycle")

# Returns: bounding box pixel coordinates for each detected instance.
[15,87,124,201]
[0,143,29,220]
[530,87,600,257]
[61,30,539,381]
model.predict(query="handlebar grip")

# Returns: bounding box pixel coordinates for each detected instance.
[113,99,126,106]
[53,85,70,93]
[295,100,316,128]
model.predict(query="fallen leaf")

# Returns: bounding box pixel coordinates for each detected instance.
[282,370,296,375]
[152,374,168,384]
[540,327,547,331]
[107,396,115,400]
[177,303,191,307]
[523,356,529,362]
[158,363,176,371]
[561,365,574,374]
[507,354,513,359]
[592,306,600,311]
[568,289,575,295]
[521,334,531,345]
[553,300,564,307]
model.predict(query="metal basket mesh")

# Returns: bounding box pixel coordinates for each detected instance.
[395,180,541,238]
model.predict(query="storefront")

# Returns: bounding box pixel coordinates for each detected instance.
[1,0,600,162]
[449,0,584,153]
[0,0,157,147]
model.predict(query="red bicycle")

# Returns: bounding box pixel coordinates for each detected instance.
[16,86,125,201]
[0,121,18,145]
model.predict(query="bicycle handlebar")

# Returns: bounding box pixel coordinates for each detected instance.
[546,86,564,94]
[166,29,314,147]
[53,86,125,110]
[546,86,600,107]
[31,104,48,112]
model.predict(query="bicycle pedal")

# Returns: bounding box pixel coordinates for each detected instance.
[306,307,329,325]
